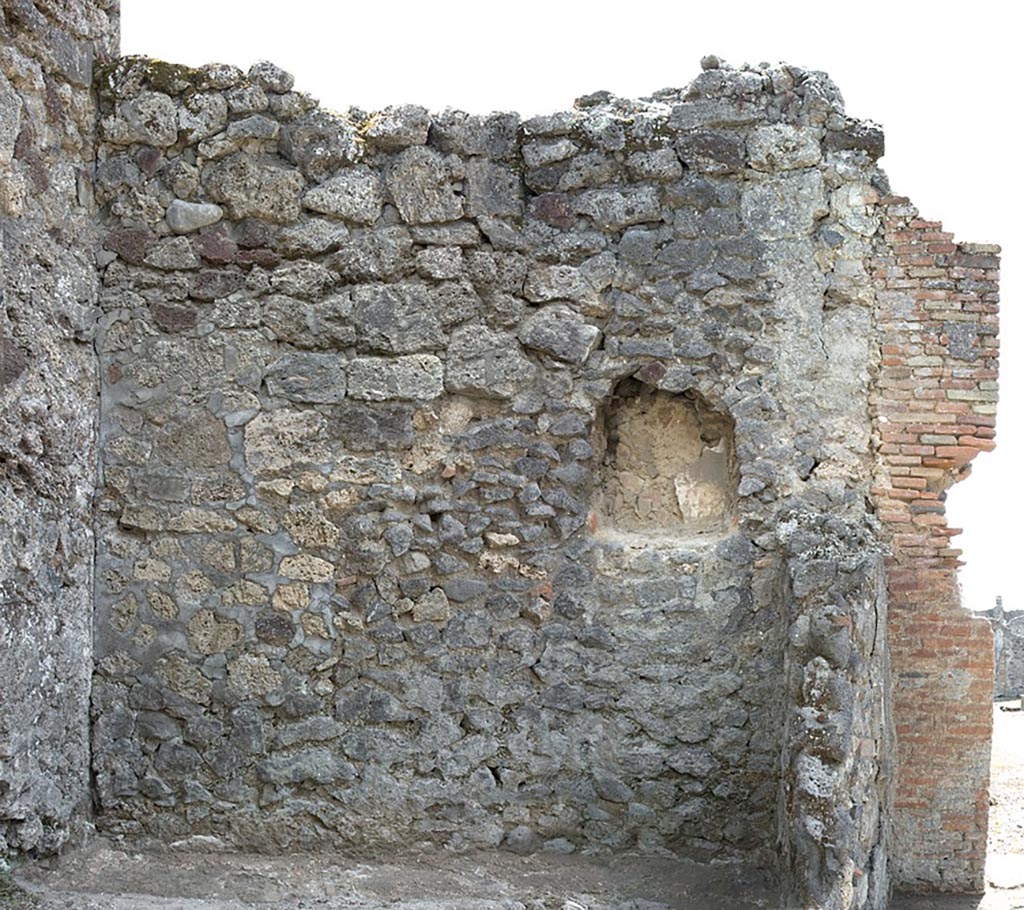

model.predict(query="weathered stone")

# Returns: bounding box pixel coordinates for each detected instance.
[574,187,661,230]
[363,104,431,148]
[248,60,295,93]
[387,146,463,223]
[226,654,282,697]
[446,325,536,399]
[350,283,443,353]
[280,554,335,582]
[519,305,601,364]
[276,218,349,256]
[265,353,347,403]
[165,200,224,234]
[747,124,822,171]
[741,170,828,239]
[102,92,178,146]
[143,236,201,270]
[430,110,520,159]
[347,355,444,401]
[465,158,523,218]
[280,109,363,179]
[303,167,384,224]
[204,155,305,222]
[254,611,294,646]
[105,226,157,264]
[329,227,413,281]
[186,609,242,654]
[179,91,228,141]
[244,409,328,475]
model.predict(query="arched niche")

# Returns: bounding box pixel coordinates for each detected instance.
[595,379,738,538]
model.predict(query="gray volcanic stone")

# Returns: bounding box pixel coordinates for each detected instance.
[351,283,443,353]
[574,187,661,230]
[280,109,364,179]
[256,749,356,785]
[387,147,463,223]
[446,325,536,399]
[364,104,431,148]
[0,73,20,164]
[248,60,295,93]
[465,159,523,218]
[165,200,224,234]
[747,124,822,171]
[204,154,306,223]
[519,305,601,364]
[741,170,828,238]
[102,92,178,146]
[276,218,349,255]
[265,353,347,403]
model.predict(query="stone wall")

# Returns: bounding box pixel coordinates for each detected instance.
[0,9,1004,904]
[778,514,892,910]
[88,55,893,893]
[870,202,999,891]
[0,0,118,858]
[982,602,1024,699]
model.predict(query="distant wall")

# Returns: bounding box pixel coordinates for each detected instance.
[0,0,118,857]
[983,606,1024,699]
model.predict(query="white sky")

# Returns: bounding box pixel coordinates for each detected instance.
[122,1,1019,614]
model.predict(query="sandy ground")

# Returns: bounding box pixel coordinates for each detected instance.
[4,704,1022,910]
[988,702,1024,857]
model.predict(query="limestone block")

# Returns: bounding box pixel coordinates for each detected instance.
[303,166,384,224]
[347,354,444,401]
[204,154,305,223]
[741,170,828,239]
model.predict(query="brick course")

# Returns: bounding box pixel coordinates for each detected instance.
[872,199,998,891]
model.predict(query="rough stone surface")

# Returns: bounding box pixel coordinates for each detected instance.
[0,24,1003,910]
[0,0,118,861]
[166,200,224,234]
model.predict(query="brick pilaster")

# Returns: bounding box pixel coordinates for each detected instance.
[871,199,999,891]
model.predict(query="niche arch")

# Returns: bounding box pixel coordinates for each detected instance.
[594,378,739,539]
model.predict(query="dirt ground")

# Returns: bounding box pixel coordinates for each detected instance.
[3,704,1022,910]
[7,843,779,910]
